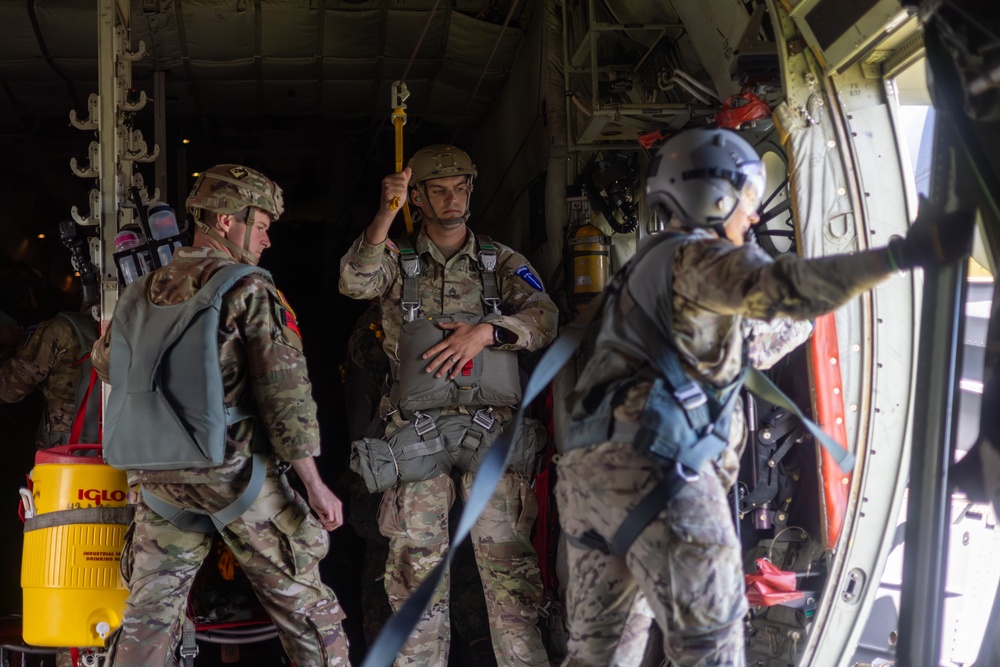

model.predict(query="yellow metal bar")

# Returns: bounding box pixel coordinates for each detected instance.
[389,81,413,235]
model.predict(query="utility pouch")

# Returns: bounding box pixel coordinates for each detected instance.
[460,414,546,475]
[350,438,399,494]
[393,313,522,411]
[632,376,737,474]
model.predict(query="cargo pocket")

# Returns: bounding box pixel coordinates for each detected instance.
[119,520,136,585]
[377,476,454,544]
[663,475,745,633]
[270,498,328,577]
[507,417,546,475]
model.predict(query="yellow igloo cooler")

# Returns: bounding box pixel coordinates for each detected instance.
[20,444,130,647]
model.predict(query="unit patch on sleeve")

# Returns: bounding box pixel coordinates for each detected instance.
[20,324,38,350]
[515,265,544,291]
[275,289,302,344]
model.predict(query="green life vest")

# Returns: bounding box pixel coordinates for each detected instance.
[103,262,271,532]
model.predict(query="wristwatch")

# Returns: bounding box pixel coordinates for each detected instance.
[492,324,510,347]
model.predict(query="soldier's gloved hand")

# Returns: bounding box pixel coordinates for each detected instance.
[886,197,976,270]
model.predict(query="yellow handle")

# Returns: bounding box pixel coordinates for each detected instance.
[392,111,413,234]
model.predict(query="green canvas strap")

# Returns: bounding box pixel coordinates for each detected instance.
[476,235,501,315]
[744,367,855,471]
[141,421,270,534]
[180,616,199,666]
[395,233,501,322]
[396,237,422,322]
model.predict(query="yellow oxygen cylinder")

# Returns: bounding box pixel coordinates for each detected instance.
[568,223,612,312]
[20,444,129,647]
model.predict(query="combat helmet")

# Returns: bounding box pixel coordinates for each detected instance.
[186,164,284,265]
[645,128,765,229]
[407,145,477,226]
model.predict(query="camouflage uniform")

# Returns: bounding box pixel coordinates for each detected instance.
[0,313,95,449]
[340,227,557,666]
[556,229,891,667]
[92,246,349,667]
[343,300,395,646]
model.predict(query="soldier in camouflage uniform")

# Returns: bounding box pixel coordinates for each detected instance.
[92,164,351,667]
[554,128,976,666]
[0,308,98,449]
[339,145,557,666]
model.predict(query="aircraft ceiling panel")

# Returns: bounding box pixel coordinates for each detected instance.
[178,9,258,60]
[0,7,44,58]
[261,7,329,59]
[262,57,324,79]
[322,10,385,58]
[0,0,526,134]
[383,10,448,60]
[446,9,523,66]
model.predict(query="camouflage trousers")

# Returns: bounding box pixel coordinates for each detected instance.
[378,470,549,667]
[555,441,747,667]
[107,473,350,667]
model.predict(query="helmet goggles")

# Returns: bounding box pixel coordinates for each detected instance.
[736,161,766,216]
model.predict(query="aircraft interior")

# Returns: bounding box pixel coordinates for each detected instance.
[0,1,999,666]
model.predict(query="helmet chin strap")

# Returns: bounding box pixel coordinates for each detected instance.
[415,180,473,229]
[195,208,260,265]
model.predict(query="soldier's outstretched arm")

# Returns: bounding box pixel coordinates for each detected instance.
[675,206,976,322]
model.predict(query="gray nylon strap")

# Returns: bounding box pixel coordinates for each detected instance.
[180,616,199,666]
[360,231,856,667]
[396,234,500,322]
[397,238,422,322]
[141,487,214,534]
[23,506,134,533]
[141,425,270,534]
[406,418,453,477]
[455,427,482,472]
[225,404,255,425]
[359,272,610,667]
[477,236,501,315]
[744,367,855,470]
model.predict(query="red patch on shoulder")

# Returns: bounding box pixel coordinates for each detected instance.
[283,310,301,338]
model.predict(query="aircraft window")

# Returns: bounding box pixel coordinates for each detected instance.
[752,133,794,256]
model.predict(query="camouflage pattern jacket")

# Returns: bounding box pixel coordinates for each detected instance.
[339,227,558,383]
[92,247,320,487]
[568,229,889,473]
[0,315,95,448]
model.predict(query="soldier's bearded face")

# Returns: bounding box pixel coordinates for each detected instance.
[420,176,470,226]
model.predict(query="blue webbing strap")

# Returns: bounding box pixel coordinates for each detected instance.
[360,286,608,667]
[745,367,855,471]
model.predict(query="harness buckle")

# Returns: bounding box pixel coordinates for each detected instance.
[402,301,420,323]
[483,296,501,315]
[472,407,495,430]
[179,645,200,660]
[412,412,436,437]
[479,250,497,273]
[675,460,700,483]
[673,383,707,411]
